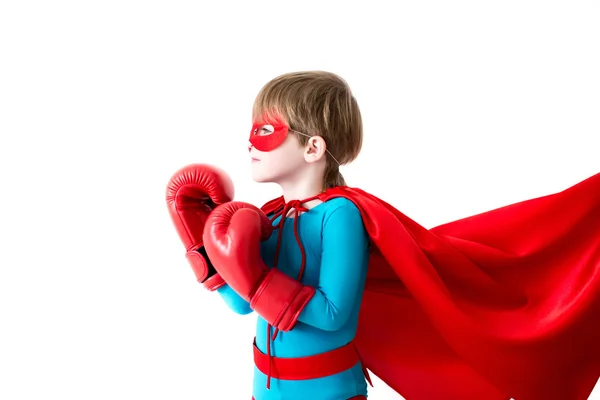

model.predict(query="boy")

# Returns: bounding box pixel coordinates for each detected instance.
[168,71,600,400]
[206,71,371,399]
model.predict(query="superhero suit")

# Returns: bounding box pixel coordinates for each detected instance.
[168,120,599,400]
[215,197,371,400]
[199,120,369,399]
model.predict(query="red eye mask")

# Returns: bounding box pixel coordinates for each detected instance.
[249,123,290,152]
[249,120,342,165]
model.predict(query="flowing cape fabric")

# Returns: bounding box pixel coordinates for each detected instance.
[261,173,600,400]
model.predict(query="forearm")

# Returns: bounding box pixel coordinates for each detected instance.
[217,284,253,315]
[257,236,369,331]
[296,284,364,331]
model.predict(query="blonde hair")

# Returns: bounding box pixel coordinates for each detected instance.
[252,71,363,190]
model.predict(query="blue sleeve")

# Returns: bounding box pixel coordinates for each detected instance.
[216,284,253,315]
[296,202,369,331]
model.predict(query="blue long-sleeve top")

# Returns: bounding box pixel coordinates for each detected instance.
[216,197,370,400]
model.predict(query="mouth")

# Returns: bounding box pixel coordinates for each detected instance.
[251,157,260,162]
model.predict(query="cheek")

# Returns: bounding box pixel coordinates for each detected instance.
[253,141,304,172]
[272,149,301,169]
[277,141,305,162]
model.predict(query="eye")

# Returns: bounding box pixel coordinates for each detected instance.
[258,124,274,136]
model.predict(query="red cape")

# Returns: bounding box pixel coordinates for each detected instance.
[261,173,600,400]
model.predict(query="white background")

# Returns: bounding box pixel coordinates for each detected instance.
[1,1,598,399]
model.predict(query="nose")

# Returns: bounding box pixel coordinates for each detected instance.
[248,143,253,152]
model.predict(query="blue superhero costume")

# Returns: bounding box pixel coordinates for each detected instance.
[217,198,370,400]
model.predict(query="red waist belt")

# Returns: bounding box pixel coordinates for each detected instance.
[253,338,371,382]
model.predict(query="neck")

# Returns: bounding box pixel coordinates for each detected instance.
[279,170,325,206]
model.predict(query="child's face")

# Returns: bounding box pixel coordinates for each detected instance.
[249,123,307,184]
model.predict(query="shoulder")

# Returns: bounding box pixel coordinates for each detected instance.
[320,196,357,212]
[319,197,369,247]
[319,197,364,229]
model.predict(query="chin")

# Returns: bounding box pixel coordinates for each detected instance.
[251,170,275,183]
[251,162,283,183]
[252,176,269,183]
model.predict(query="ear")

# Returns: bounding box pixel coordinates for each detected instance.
[303,136,327,164]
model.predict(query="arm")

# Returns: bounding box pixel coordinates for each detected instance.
[296,203,369,331]
[216,284,253,315]
[203,201,314,331]
[203,201,369,332]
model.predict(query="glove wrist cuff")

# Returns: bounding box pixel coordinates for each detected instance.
[185,251,209,281]
[250,269,315,331]
[187,248,223,291]
[203,273,226,291]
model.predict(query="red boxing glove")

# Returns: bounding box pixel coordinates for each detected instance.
[203,201,316,331]
[166,164,234,291]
